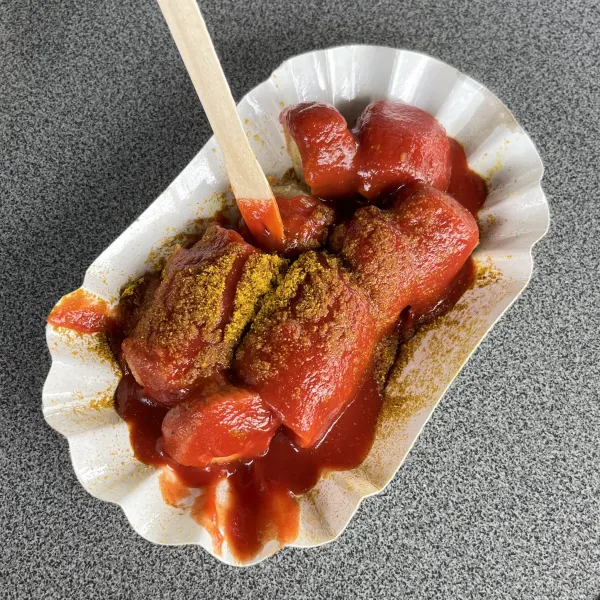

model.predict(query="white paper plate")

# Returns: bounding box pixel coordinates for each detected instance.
[43,46,549,566]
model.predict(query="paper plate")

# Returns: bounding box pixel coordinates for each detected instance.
[43,46,549,565]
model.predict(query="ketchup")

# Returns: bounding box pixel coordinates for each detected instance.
[47,289,114,334]
[51,102,488,563]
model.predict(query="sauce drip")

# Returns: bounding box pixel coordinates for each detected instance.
[47,289,114,334]
[447,138,488,215]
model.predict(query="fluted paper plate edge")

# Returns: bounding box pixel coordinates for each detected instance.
[43,46,549,566]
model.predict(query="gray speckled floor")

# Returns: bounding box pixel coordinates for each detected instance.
[2,0,599,598]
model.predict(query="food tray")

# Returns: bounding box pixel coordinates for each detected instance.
[43,45,549,565]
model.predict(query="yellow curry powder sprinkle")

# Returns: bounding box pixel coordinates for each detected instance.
[153,250,241,350]
[236,251,367,383]
[121,277,144,299]
[248,251,339,335]
[223,252,288,348]
[373,333,400,391]
[128,227,286,384]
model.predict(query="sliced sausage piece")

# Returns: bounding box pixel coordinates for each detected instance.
[161,385,279,467]
[280,102,358,200]
[235,251,379,448]
[342,182,479,329]
[353,101,451,200]
[122,225,285,405]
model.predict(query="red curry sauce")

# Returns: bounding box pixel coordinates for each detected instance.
[47,289,114,334]
[48,101,487,562]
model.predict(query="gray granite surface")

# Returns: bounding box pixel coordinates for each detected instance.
[2,0,599,598]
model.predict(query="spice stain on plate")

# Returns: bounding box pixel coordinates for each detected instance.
[144,207,237,272]
[376,259,507,449]
[49,328,119,372]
